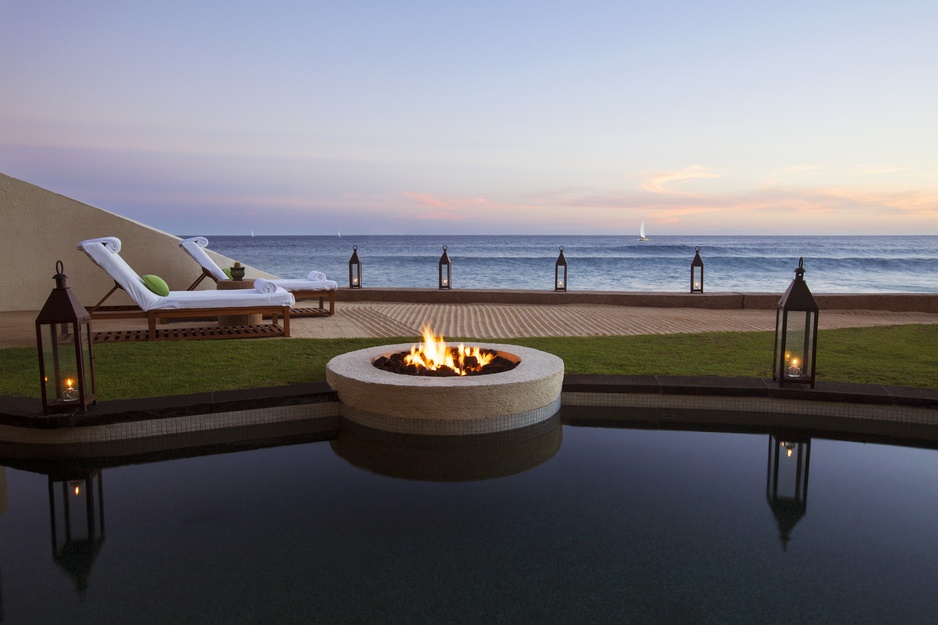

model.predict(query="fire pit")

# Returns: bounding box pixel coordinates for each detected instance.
[326,327,563,435]
[372,326,519,377]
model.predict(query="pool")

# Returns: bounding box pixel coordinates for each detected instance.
[1,407,937,624]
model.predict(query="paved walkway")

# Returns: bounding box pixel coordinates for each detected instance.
[3,303,937,347]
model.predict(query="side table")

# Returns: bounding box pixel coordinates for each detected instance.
[217,279,262,326]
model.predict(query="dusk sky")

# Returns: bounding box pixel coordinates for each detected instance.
[2,1,937,236]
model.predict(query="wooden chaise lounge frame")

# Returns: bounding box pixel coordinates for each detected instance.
[179,237,336,317]
[77,238,293,341]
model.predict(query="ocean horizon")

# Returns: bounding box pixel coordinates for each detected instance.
[191,234,938,294]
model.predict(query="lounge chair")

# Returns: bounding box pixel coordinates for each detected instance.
[77,237,294,340]
[179,237,337,317]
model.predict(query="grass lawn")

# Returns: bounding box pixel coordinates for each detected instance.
[1,325,936,401]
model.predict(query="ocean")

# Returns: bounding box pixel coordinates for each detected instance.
[191,235,938,294]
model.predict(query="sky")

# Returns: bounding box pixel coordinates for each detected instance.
[2,0,937,236]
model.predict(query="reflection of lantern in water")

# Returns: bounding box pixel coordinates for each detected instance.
[48,470,106,596]
[766,434,811,550]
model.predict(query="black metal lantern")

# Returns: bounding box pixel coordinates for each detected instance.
[690,246,704,293]
[35,261,96,414]
[48,469,105,596]
[348,245,362,288]
[438,245,451,290]
[766,434,811,551]
[554,246,568,292]
[773,257,819,388]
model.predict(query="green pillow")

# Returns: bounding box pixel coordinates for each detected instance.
[222,267,232,279]
[142,274,170,297]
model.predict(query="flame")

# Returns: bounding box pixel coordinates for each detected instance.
[404,324,494,376]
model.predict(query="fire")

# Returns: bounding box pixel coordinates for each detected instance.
[404,325,494,376]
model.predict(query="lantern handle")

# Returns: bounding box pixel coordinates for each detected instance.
[353,245,357,251]
[55,260,64,275]
[695,246,700,252]
[559,246,564,252]
[442,245,447,251]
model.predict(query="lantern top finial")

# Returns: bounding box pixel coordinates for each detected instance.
[54,260,68,289]
[695,246,701,252]
[794,257,806,281]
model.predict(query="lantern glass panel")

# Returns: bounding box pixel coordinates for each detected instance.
[81,324,95,398]
[784,311,811,379]
[786,312,805,377]
[692,266,703,292]
[774,309,785,377]
[805,311,816,372]
[41,323,81,404]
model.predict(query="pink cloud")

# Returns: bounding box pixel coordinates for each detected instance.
[402,192,533,222]
[402,192,450,209]
[418,212,468,221]
[639,165,722,195]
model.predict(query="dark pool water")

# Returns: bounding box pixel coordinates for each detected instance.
[1,412,937,624]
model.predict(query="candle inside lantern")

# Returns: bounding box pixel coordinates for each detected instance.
[442,279,448,287]
[558,280,564,288]
[352,277,359,285]
[693,281,700,290]
[63,377,79,401]
[786,358,802,377]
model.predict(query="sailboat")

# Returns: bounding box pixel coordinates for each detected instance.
[638,221,650,242]
[251,230,255,238]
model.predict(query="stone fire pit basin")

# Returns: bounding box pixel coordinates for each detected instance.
[326,343,564,435]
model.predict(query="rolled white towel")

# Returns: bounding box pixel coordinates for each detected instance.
[307,270,327,281]
[78,236,121,252]
[181,236,209,248]
[255,278,278,294]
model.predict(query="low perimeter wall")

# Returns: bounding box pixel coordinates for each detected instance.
[0,173,272,311]
[333,288,938,313]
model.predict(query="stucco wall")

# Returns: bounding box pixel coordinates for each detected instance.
[0,173,274,312]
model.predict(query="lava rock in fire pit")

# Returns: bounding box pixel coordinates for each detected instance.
[373,348,519,377]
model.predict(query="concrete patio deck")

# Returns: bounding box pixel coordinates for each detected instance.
[3,290,937,347]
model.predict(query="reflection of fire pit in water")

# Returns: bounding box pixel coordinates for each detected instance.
[332,416,562,482]
[373,325,518,377]
[326,327,563,436]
